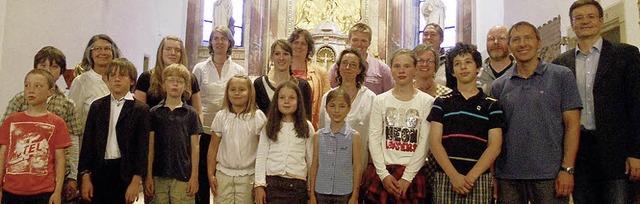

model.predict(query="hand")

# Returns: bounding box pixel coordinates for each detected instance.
[209,175,219,197]
[125,182,140,204]
[348,195,358,204]
[626,157,640,181]
[309,193,317,204]
[81,177,94,202]
[186,176,199,196]
[64,179,79,201]
[449,173,472,195]
[397,179,411,199]
[144,177,155,197]
[381,175,401,198]
[554,171,574,197]
[254,187,266,204]
[49,192,62,204]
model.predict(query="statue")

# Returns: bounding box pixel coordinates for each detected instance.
[295,0,361,34]
[421,0,446,26]
[213,0,233,28]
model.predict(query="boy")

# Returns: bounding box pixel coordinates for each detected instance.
[1,46,81,202]
[427,43,505,203]
[144,64,203,203]
[0,69,72,203]
[78,58,150,204]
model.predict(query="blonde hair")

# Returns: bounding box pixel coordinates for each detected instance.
[149,36,188,97]
[162,64,192,100]
[222,75,258,118]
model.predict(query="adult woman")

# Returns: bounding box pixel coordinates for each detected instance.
[413,44,452,98]
[69,34,123,132]
[366,49,434,203]
[254,39,312,120]
[288,28,329,128]
[318,48,374,168]
[192,26,246,204]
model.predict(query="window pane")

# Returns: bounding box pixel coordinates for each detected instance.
[203,21,213,44]
[442,27,456,48]
[234,27,242,47]
[203,0,213,21]
[232,1,243,27]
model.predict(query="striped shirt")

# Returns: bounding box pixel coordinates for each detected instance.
[426,89,505,174]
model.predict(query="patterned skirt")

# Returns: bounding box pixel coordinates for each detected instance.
[363,164,429,204]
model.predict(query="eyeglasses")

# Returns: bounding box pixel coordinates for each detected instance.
[166,77,185,85]
[417,59,435,65]
[571,14,599,22]
[91,46,112,52]
[340,61,359,69]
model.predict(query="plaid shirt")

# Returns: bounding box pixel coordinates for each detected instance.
[1,86,81,180]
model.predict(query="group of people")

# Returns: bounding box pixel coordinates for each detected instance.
[0,0,638,204]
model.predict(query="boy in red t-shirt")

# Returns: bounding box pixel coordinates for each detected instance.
[0,69,72,203]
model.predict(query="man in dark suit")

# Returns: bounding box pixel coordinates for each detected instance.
[78,58,150,204]
[553,1,640,203]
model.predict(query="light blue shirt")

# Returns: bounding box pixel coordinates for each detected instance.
[574,37,602,130]
[315,123,355,195]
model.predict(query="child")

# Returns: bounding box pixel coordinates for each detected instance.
[366,49,433,203]
[145,64,203,203]
[78,58,150,203]
[427,43,504,203]
[310,88,363,204]
[254,81,315,204]
[207,75,266,203]
[0,69,72,203]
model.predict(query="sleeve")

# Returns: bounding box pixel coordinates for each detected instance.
[368,95,390,180]
[254,110,267,134]
[190,73,201,94]
[53,116,72,149]
[328,63,338,88]
[299,80,313,120]
[401,97,432,182]
[381,63,395,93]
[426,97,445,123]
[135,71,151,93]
[192,63,203,85]
[78,103,98,175]
[68,77,86,128]
[1,92,26,124]
[211,111,223,137]
[63,99,82,180]
[306,121,315,189]
[254,128,270,186]
[134,104,151,177]
[488,100,506,130]
[317,92,328,129]
[0,116,13,145]
[560,68,583,112]
[624,45,640,158]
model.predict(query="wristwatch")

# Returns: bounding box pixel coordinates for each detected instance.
[560,166,574,174]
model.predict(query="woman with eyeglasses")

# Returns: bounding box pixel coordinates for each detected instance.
[69,34,123,133]
[413,44,452,98]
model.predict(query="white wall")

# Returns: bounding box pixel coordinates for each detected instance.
[503,0,640,47]
[474,0,504,59]
[0,0,188,111]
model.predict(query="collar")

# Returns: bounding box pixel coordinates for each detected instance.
[451,88,485,100]
[159,99,186,108]
[319,122,349,136]
[484,55,515,69]
[508,59,547,79]
[574,37,603,56]
[111,92,134,106]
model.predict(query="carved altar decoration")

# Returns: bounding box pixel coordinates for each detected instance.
[311,21,348,70]
[421,0,445,26]
[295,0,362,34]
[538,16,561,63]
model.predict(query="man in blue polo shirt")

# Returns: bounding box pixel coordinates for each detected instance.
[490,21,582,204]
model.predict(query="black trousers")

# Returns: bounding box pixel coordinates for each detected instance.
[196,133,211,204]
[1,191,52,204]
[91,159,128,204]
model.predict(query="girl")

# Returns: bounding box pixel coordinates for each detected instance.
[310,88,363,204]
[254,39,312,119]
[254,81,315,204]
[207,75,266,204]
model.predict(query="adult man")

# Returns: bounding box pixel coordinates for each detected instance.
[328,23,394,95]
[491,21,582,204]
[477,25,514,95]
[552,1,640,203]
[1,46,81,202]
[422,23,449,88]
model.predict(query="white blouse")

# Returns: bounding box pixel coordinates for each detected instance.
[212,109,267,176]
[68,69,110,135]
[254,121,315,187]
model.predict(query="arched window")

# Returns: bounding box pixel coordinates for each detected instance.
[418,0,457,49]
[202,0,244,47]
